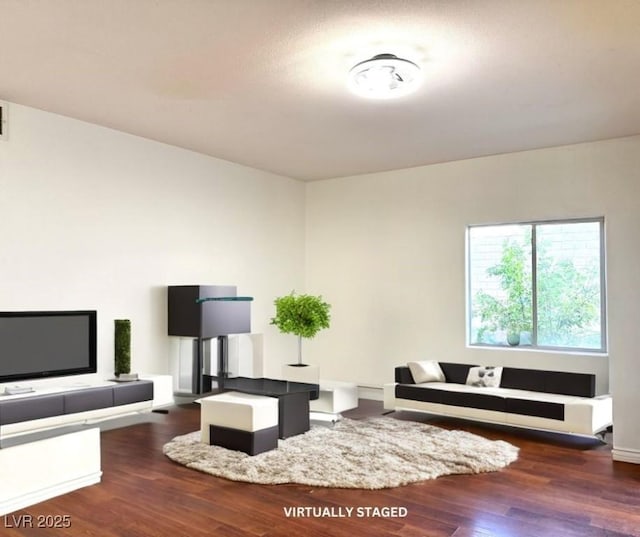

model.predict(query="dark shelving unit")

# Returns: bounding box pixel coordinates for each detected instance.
[168,285,253,394]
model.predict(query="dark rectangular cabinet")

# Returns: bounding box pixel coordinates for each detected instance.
[168,285,251,338]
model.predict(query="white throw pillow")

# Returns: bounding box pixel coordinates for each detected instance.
[407,360,446,383]
[466,366,503,388]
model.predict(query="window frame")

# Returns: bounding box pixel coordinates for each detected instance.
[466,217,607,353]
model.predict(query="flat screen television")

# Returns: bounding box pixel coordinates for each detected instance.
[0,310,97,383]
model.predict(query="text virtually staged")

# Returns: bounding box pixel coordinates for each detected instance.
[282,506,409,518]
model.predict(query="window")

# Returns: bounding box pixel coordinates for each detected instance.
[467,218,606,352]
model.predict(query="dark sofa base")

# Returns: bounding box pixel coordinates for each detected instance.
[395,383,565,421]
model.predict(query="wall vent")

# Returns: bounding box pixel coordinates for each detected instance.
[0,102,7,141]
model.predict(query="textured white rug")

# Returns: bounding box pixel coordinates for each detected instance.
[163,417,518,489]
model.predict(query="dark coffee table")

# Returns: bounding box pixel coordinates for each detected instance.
[214,377,319,439]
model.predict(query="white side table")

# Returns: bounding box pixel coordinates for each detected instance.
[310,380,358,422]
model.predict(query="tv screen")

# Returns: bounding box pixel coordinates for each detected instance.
[0,310,97,383]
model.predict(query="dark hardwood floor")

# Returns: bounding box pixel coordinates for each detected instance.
[4,401,640,537]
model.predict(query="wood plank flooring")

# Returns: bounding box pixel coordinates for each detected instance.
[3,401,640,537]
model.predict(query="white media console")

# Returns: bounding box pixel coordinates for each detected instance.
[0,375,173,515]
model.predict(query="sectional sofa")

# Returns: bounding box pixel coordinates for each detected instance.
[383,361,612,437]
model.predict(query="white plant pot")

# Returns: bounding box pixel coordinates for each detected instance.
[281,364,320,384]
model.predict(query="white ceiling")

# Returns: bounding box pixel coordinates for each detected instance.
[1,0,639,181]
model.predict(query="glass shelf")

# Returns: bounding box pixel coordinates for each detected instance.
[195,296,254,303]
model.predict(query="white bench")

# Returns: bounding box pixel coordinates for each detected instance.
[199,391,279,455]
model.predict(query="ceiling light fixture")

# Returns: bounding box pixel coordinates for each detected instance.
[347,53,422,100]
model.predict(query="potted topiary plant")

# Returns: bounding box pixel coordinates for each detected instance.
[114,319,138,381]
[270,291,331,366]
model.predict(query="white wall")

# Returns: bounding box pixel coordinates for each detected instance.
[305,136,640,458]
[3,103,639,460]
[0,103,305,385]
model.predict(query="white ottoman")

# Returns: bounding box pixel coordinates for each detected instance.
[310,380,358,421]
[199,391,279,455]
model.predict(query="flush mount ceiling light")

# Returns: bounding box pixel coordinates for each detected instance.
[347,53,422,99]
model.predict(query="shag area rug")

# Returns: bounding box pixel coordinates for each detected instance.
[163,417,518,489]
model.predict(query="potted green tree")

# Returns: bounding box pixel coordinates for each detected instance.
[270,292,331,366]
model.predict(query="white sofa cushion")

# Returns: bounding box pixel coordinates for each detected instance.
[466,366,503,388]
[408,382,589,405]
[407,360,446,383]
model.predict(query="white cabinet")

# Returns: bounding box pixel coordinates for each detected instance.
[0,427,101,516]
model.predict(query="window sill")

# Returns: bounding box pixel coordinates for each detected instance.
[467,344,608,358]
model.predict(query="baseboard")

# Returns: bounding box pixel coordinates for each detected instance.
[612,447,640,464]
[358,385,383,402]
[0,472,102,516]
